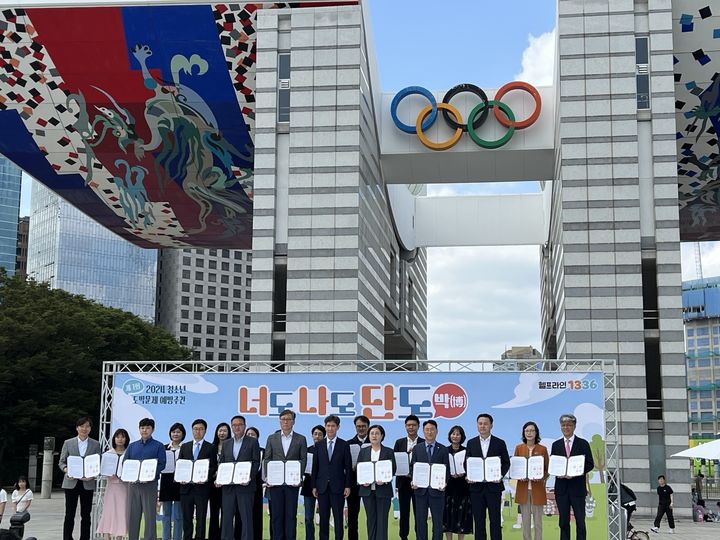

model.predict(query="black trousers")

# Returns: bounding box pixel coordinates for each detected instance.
[317,491,345,540]
[181,489,210,540]
[556,493,586,540]
[469,491,502,540]
[363,494,391,540]
[209,485,223,540]
[269,485,299,540]
[222,489,254,540]
[654,503,675,529]
[63,483,94,540]
[414,493,444,540]
[346,486,360,540]
[252,483,264,540]
[397,485,417,540]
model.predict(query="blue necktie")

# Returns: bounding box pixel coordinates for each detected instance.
[427,444,433,459]
[328,440,334,459]
[193,442,200,460]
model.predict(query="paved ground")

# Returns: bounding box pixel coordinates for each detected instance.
[13,492,720,539]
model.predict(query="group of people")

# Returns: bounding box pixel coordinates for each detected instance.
[58,412,595,540]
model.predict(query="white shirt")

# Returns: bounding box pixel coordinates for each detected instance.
[78,437,88,457]
[0,487,6,505]
[407,436,419,452]
[480,436,491,458]
[370,448,381,491]
[281,431,294,455]
[564,436,575,452]
[12,489,32,513]
[232,436,244,459]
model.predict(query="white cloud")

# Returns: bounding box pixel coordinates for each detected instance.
[111,388,152,442]
[573,402,604,440]
[681,241,720,281]
[514,29,556,86]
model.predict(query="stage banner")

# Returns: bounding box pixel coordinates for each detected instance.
[111,371,605,457]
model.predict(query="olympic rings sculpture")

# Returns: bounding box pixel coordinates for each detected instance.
[390,81,542,151]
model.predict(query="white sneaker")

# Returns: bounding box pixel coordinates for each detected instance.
[668,530,674,534]
[650,527,659,533]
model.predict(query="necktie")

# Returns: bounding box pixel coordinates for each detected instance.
[328,440,334,459]
[427,444,433,459]
[565,439,571,458]
[194,441,200,460]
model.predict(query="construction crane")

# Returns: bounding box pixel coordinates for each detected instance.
[695,242,704,280]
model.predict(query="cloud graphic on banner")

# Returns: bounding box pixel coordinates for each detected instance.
[492,372,587,409]
[573,402,604,440]
[132,373,218,393]
[112,387,152,442]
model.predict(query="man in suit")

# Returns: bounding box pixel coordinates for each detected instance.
[410,420,449,540]
[302,425,326,540]
[263,409,308,540]
[346,415,369,540]
[465,413,510,540]
[219,415,260,540]
[551,414,594,540]
[178,418,217,540]
[58,416,101,540]
[393,415,423,540]
[311,415,352,540]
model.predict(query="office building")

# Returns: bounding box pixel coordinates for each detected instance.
[15,216,29,279]
[0,157,21,276]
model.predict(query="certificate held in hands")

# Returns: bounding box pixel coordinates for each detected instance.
[357,460,394,485]
[216,462,252,485]
[548,455,585,477]
[100,452,123,477]
[466,456,502,482]
[510,456,545,480]
[67,454,100,479]
[120,459,158,483]
[174,459,210,483]
[394,452,410,477]
[267,460,302,486]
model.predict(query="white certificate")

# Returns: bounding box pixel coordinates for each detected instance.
[430,464,447,490]
[567,455,585,477]
[267,461,285,486]
[394,452,410,477]
[375,460,393,483]
[66,456,85,479]
[528,455,545,480]
[484,456,502,482]
[100,452,121,477]
[548,455,568,477]
[509,456,528,480]
[449,450,466,475]
[192,459,210,483]
[233,461,252,485]
[120,459,141,482]
[305,453,314,475]
[412,462,430,488]
[466,457,485,482]
[285,460,302,486]
[174,459,194,483]
[84,454,100,478]
[350,445,361,468]
[356,461,375,485]
[216,462,235,485]
[138,458,158,482]
[162,450,176,473]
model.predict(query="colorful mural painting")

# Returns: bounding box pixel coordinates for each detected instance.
[675,5,720,241]
[0,3,355,248]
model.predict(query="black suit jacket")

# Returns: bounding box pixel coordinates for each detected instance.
[301,445,315,497]
[311,437,352,495]
[177,439,218,496]
[550,436,594,497]
[464,435,510,493]
[410,441,450,498]
[357,445,396,498]
[392,436,424,491]
[219,435,262,493]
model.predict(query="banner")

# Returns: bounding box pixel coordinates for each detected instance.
[111,370,605,457]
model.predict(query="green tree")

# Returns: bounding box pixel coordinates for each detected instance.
[0,270,191,485]
[590,433,606,483]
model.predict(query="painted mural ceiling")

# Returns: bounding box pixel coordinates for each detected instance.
[0,3,355,249]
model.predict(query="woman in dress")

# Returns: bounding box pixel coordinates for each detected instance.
[96,428,130,540]
[513,421,549,540]
[209,422,231,539]
[11,476,33,514]
[246,426,265,540]
[443,426,472,540]
[357,425,396,540]
[160,422,186,540]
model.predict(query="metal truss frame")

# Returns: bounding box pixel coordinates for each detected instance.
[98,358,621,540]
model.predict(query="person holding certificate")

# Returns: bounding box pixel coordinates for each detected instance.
[393,415,423,540]
[411,420,450,540]
[357,425,396,540]
[311,414,352,540]
[245,427,265,540]
[301,425,326,540]
[96,428,130,540]
[160,423,186,540]
[263,409,307,540]
[512,421,548,540]
[443,426,472,540]
[209,422,231,540]
[124,417,167,540]
[346,415,370,540]
[59,416,102,540]
[550,414,594,540]
[218,415,261,540]
[465,413,510,540]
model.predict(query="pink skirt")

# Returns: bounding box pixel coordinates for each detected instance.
[96,479,128,536]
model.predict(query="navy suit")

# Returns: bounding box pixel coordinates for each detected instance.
[177,440,218,540]
[465,435,510,540]
[219,436,261,540]
[411,441,450,540]
[550,436,594,540]
[357,446,396,540]
[393,437,423,540]
[311,437,352,540]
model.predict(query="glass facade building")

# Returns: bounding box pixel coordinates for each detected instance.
[27,182,157,320]
[0,156,21,275]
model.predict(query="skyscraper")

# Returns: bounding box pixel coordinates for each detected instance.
[15,216,29,279]
[0,157,21,276]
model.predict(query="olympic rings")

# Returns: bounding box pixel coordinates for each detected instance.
[390,81,541,151]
